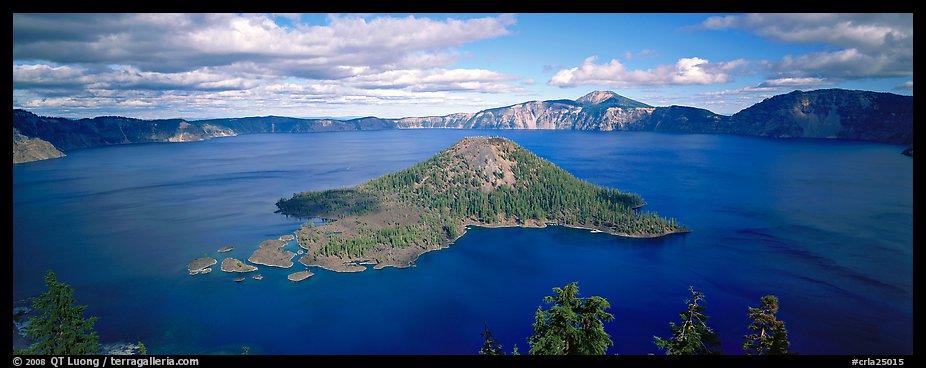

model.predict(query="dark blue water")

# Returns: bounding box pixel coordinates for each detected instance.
[12,130,912,355]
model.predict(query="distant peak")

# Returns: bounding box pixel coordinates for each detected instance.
[575,91,652,109]
[576,91,619,105]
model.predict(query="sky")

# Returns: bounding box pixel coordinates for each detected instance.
[12,13,913,119]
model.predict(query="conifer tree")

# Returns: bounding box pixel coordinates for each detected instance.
[21,271,100,355]
[653,286,722,355]
[137,341,148,355]
[479,321,504,355]
[743,295,791,355]
[528,282,614,355]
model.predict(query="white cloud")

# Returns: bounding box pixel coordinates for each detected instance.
[774,48,909,79]
[700,13,911,52]
[12,13,525,117]
[12,64,86,88]
[758,77,832,87]
[13,13,516,77]
[623,49,656,60]
[697,13,912,80]
[14,64,260,91]
[703,76,833,99]
[11,12,519,87]
[549,56,747,88]
[345,68,521,93]
[696,75,839,114]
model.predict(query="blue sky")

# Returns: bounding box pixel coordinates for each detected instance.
[12,13,913,119]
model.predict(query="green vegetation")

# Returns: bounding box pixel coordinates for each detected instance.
[479,322,504,355]
[278,137,686,267]
[528,282,614,355]
[743,295,791,355]
[276,189,380,218]
[137,341,148,355]
[481,284,792,356]
[653,286,722,355]
[18,271,100,355]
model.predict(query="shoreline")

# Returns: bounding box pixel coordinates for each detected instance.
[460,219,688,239]
[301,218,687,273]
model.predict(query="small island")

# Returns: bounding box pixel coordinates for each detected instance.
[220,258,258,273]
[187,257,217,275]
[276,137,687,273]
[248,239,296,268]
[218,246,234,253]
[280,234,295,241]
[287,270,314,282]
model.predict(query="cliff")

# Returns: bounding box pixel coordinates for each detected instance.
[13,128,65,164]
[13,89,913,164]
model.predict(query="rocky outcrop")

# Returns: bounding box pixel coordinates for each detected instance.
[393,99,657,131]
[11,110,399,163]
[392,112,474,129]
[187,257,217,275]
[220,258,258,273]
[248,239,296,268]
[729,89,913,144]
[576,90,653,108]
[14,88,913,164]
[13,128,65,164]
[166,121,236,142]
[645,106,732,133]
[287,270,314,282]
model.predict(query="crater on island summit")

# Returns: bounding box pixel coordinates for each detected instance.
[276,136,687,273]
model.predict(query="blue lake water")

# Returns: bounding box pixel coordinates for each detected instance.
[12,130,912,355]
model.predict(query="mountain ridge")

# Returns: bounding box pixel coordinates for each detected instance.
[13,88,913,164]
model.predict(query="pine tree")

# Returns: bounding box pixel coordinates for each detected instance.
[528,282,614,355]
[21,271,100,355]
[743,295,791,355]
[136,341,148,355]
[479,321,504,355]
[653,286,722,355]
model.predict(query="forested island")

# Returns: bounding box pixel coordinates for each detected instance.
[276,137,686,272]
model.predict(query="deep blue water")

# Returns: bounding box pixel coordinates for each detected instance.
[12,130,912,355]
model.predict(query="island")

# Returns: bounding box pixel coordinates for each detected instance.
[248,239,296,268]
[276,136,687,273]
[218,246,234,253]
[187,257,217,275]
[280,234,295,241]
[220,258,258,273]
[287,270,314,282]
